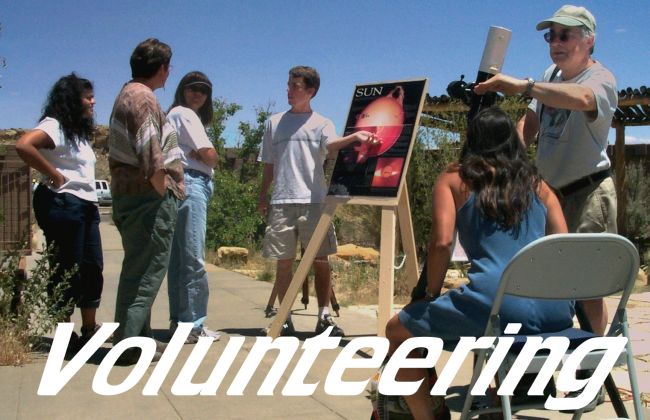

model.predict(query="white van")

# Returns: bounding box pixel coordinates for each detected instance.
[95,179,112,206]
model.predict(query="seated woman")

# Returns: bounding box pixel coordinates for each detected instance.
[385,107,575,419]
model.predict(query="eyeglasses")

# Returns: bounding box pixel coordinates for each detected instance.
[544,29,580,43]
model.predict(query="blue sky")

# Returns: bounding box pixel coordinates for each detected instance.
[1,1,648,145]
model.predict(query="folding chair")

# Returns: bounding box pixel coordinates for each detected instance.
[461,233,644,420]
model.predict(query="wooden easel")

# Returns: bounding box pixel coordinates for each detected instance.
[266,185,419,338]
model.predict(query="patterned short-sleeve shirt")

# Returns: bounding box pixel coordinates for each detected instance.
[108,81,185,199]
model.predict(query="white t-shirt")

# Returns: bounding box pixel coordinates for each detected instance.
[167,106,215,176]
[35,117,98,202]
[259,111,337,204]
[529,61,617,188]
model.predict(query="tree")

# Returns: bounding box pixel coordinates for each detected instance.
[205,103,270,251]
[207,98,242,165]
[237,103,272,182]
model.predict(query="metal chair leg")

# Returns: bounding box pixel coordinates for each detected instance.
[575,302,628,418]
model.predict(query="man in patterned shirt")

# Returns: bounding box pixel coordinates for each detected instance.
[108,38,185,365]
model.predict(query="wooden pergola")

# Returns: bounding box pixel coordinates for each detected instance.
[422,85,650,236]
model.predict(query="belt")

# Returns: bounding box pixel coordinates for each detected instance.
[185,168,211,179]
[555,169,611,198]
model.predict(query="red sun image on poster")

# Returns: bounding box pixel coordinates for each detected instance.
[371,158,404,188]
[353,86,405,164]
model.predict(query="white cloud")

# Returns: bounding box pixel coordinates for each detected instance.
[614,28,627,34]
[625,135,650,145]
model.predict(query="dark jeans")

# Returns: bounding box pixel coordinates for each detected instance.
[33,184,104,313]
[112,190,178,342]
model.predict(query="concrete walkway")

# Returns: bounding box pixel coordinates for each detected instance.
[1,213,648,419]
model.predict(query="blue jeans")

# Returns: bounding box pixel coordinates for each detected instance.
[168,169,214,330]
[33,184,103,314]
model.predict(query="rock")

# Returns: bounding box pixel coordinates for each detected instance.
[232,269,261,279]
[329,254,351,268]
[217,246,249,265]
[93,125,109,151]
[638,268,648,286]
[336,244,379,264]
[0,128,25,142]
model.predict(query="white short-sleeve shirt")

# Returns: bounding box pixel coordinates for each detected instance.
[35,117,98,202]
[259,111,336,204]
[167,106,215,176]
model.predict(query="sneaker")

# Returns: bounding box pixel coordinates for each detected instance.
[77,324,101,349]
[315,314,344,336]
[280,318,296,337]
[66,331,80,355]
[560,385,605,413]
[115,339,166,366]
[265,306,278,318]
[258,319,296,337]
[510,374,556,407]
[185,326,222,344]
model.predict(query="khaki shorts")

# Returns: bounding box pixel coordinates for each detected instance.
[262,203,338,260]
[560,176,617,234]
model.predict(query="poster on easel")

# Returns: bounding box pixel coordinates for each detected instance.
[328,78,428,198]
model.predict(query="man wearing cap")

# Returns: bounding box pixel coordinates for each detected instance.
[475,5,617,339]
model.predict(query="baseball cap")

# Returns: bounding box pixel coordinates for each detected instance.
[536,5,596,32]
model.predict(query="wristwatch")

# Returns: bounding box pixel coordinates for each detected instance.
[524,77,535,97]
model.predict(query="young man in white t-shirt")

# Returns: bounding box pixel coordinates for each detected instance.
[258,66,376,336]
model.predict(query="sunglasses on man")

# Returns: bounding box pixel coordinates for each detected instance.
[544,29,582,43]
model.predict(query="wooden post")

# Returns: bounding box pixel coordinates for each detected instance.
[613,121,626,236]
[397,186,419,290]
[377,206,397,337]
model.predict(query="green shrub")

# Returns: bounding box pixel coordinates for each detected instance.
[0,243,73,365]
[206,170,264,251]
[205,101,269,252]
[407,122,461,258]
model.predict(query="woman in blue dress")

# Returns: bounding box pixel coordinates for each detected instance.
[385,107,575,419]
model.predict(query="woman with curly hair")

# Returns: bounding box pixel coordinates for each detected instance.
[16,73,103,350]
[385,107,575,419]
[166,71,220,343]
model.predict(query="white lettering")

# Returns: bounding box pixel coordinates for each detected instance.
[37,323,116,395]
[227,336,299,395]
[325,335,388,395]
[379,337,442,395]
[282,327,341,396]
[37,322,627,413]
